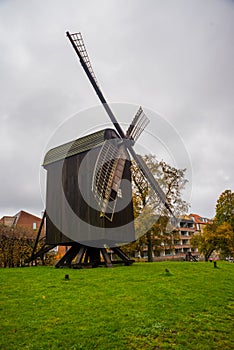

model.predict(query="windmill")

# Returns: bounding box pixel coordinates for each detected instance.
[29,32,176,268]
[66,32,175,220]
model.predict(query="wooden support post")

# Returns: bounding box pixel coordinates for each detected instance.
[30,211,46,261]
[74,245,86,265]
[55,244,80,268]
[100,248,113,268]
[112,247,134,265]
[55,244,134,268]
[88,248,101,267]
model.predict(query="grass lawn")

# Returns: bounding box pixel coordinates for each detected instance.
[0,261,234,350]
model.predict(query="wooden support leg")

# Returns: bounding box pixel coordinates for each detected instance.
[74,245,86,265]
[55,245,134,269]
[55,244,80,268]
[29,211,46,263]
[100,248,113,267]
[88,248,101,267]
[112,247,134,265]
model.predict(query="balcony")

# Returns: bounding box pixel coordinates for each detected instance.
[179,227,195,232]
[180,235,192,240]
[174,244,191,249]
[179,221,194,229]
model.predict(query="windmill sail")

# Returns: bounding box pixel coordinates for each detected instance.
[66,31,126,139]
[126,106,150,142]
[67,32,100,87]
[92,140,127,221]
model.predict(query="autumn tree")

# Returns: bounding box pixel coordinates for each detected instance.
[215,190,234,229]
[215,190,234,257]
[216,222,234,257]
[0,224,35,267]
[191,190,234,260]
[191,222,218,261]
[0,224,54,267]
[123,155,189,261]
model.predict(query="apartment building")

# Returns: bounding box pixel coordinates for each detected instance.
[140,213,211,261]
[174,216,196,257]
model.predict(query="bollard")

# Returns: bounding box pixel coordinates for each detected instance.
[65,274,70,280]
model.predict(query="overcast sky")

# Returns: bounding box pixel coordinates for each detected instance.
[0,0,233,220]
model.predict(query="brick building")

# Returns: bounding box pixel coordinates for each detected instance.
[0,210,44,236]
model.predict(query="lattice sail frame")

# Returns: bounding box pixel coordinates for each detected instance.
[92,140,128,221]
[126,106,150,142]
[69,32,100,87]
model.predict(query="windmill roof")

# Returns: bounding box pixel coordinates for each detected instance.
[43,128,118,167]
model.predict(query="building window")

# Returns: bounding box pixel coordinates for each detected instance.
[33,222,37,230]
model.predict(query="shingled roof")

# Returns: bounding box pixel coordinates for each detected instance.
[43,128,118,166]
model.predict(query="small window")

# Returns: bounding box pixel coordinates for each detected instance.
[33,222,37,230]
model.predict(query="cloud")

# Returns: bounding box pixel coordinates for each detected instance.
[0,0,233,219]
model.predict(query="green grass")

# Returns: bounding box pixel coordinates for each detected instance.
[0,262,234,350]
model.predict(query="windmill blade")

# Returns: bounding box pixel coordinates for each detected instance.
[130,149,177,222]
[132,153,166,203]
[92,140,127,221]
[126,106,150,142]
[66,31,125,140]
[67,31,176,221]
[66,32,100,88]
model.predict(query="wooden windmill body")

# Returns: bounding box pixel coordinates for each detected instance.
[29,31,176,268]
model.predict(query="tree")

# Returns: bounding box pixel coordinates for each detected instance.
[215,190,234,229]
[191,190,234,260]
[0,224,34,267]
[191,221,234,261]
[126,155,189,261]
[215,190,234,257]
[191,222,218,261]
[0,224,55,267]
[216,222,234,258]
[0,224,56,267]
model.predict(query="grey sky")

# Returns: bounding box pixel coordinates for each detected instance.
[0,0,233,219]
